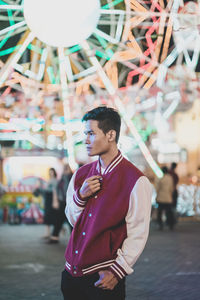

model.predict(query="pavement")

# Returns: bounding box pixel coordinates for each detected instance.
[0,220,200,300]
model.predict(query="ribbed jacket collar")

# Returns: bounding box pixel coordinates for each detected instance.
[96,150,123,175]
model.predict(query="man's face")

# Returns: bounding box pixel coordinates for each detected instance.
[84,120,110,156]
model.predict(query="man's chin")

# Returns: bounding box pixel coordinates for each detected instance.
[87,150,97,156]
[87,152,94,156]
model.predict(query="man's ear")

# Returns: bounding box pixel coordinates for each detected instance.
[107,130,116,142]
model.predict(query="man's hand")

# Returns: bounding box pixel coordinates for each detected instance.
[94,270,118,290]
[79,175,102,199]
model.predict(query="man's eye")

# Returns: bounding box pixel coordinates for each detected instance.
[84,132,93,136]
[87,132,94,136]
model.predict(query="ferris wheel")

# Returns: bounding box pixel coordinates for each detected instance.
[0,0,199,175]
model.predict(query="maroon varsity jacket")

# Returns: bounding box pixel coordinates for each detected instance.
[64,151,144,280]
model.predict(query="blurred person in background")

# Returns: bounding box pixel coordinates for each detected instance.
[33,167,58,239]
[169,162,179,209]
[169,162,179,225]
[155,166,175,231]
[0,182,5,197]
[47,164,73,244]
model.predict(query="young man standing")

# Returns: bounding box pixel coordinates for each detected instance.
[61,106,152,300]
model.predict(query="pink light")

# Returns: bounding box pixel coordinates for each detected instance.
[126,63,151,86]
[1,87,11,97]
[145,19,160,58]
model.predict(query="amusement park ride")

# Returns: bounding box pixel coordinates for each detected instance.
[0,0,200,177]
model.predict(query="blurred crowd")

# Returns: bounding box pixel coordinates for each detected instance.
[1,159,200,236]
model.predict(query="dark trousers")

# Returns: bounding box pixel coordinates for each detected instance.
[61,269,126,300]
[157,203,175,230]
[172,189,178,208]
[52,202,72,237]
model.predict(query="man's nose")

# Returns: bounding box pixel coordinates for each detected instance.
[85,136,90,144]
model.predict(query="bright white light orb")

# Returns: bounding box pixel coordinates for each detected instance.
[23,0,100,47]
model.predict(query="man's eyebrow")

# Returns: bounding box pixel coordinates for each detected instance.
[84,130,94,134]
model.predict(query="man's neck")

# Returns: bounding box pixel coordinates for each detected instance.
[99,147,119,169]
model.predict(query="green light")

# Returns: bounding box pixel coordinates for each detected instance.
[27,44,42,54]
[0,9,15,50]
[102,0,124,9]
[94,33,113,58]
[0,31,13,50]
[49,67,60,84]
[47,66,56,84]
[0,45,20,56]
[65,44,82,55]
[95,50,110,60]
[132,116,155,143]
[8,8,15,26]
[55,73,60,84]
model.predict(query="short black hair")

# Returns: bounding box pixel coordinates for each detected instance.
[82,106,121,143]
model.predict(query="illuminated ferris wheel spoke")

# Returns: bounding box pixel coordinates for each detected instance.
[0,15,23,21]
[100,9,125,15]
[0,30,35,87]
[101,0,124,10]
[94,28,121,44]
[0,4,22,10]
[68,56,85,76]
[73,66,97,81]
[0,26,27,45]
[160,18,173,63]
[0,20,25,37]
[115,13,124,40]
[29,40,42,73]
[58,47,77,170]
[35,47,48,81]
[45,47,59,84]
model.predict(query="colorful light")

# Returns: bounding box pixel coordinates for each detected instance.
[23,0,100,47]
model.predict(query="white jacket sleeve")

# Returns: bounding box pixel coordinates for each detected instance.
[65,171,87,227]
[108,176,153,280]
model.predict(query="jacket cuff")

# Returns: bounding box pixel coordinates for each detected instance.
[107,261,127,281]
[73,189,88,207]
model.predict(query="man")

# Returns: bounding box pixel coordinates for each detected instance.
[61,106,152,300]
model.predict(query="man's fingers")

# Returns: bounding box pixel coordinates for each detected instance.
[94,272,108,287]
[80,176,102,198]
[94,279,102,287]
[94,270,118,290]
[88,182,101,191]
[90,182,101,189]
[87,175,102,182]
[94,277,104,287]
[94,271,104,286]
[95,279,115,290]
[89,181,101,188]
